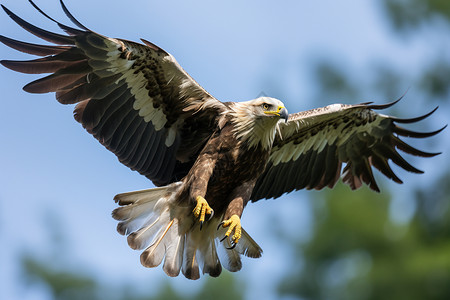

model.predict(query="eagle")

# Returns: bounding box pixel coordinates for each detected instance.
[1,1,444,280]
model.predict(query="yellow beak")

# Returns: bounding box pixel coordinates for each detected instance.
[264,106,289,122]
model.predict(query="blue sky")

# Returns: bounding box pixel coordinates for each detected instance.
[0,1,448,299]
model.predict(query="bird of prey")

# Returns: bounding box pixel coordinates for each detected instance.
[1,1,444,280]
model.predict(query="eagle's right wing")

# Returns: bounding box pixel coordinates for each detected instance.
[1,1,226,186]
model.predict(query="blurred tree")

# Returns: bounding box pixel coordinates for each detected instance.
[381,0,450,31]
[311,60,359,106]
[379,0,450,101]
[19,209,244,300]
[20,251,244,300]
[419,61,450,99]
[22,255,98,300]
[277,0,450,298]
[278,178,450,300]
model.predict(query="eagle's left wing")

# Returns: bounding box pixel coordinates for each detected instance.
[251,100,444,201]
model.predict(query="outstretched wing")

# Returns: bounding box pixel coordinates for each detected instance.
[251,99,444,201]
[1,1,226,186]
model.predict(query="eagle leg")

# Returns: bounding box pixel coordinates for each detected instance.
[193,196,214,230]
[218,214,242,249]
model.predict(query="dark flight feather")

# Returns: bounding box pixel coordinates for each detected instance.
[251,101,443,201]
[1,2,224,186]
[1,5,75,45]
[0,35,70,56]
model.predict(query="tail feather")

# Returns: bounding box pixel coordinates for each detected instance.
[162,220,185,277]
[113,186,169,206]
[115,207,159,236]
[182,232,200,280]
[113,188,170,236]
[216,227,263,272]
[198,239,222,277]
[235,228,263,258]
[112,182,263,279]
[140,240,165,268]
[218,239,242,272]
[140,219,174,268]
[127,213,165,250]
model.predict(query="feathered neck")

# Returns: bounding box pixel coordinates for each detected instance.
[229,102,279,150]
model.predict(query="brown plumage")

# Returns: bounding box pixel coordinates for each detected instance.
[1,0,444,280]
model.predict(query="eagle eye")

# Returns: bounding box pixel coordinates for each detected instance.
[262,103,270,110]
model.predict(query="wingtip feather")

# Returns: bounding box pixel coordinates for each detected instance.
[60,0,90,31]
[367,98,402,110]
[394,124,446,138]
[2,4,75,45]
[391,106,439,124]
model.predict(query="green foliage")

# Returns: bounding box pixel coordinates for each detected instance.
[382,0,450,31]
[278,179,450,300]
[280,1,450,292]
[419,61,450,99]
[313,61,359,104]
[195,273,244,300]
[23,256,98,300]
[277,1,450,296]
[21,253,244,300]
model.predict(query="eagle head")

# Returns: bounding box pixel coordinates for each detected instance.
[231,97,288,149]
[251,97,289,123]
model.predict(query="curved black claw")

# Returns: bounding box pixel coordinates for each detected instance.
[217,221,224,231]
[218,222,229,243]
[226,241,237,250]
[208,208,214,221]
[199,208,213,231]
[217,220,231,243]
[219,234,237,249]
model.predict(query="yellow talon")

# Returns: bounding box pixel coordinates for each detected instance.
[193,196,214,226]
[219,214,242,246]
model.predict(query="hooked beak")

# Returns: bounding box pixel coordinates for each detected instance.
[264,105,289,122]
[279,107,289,123]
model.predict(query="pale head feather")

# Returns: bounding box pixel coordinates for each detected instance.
[230,97,286,149]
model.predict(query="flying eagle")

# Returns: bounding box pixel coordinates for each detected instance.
[1,1,444,280]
